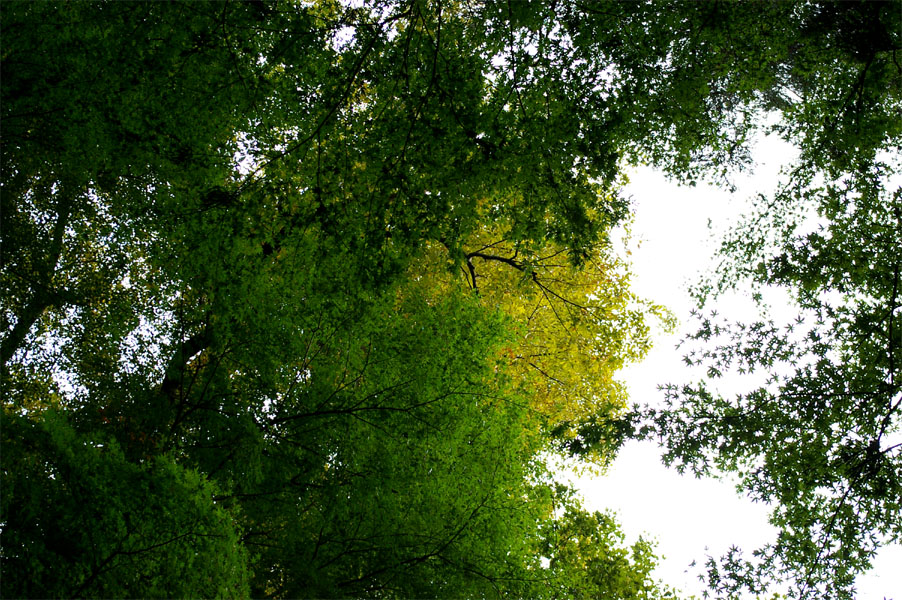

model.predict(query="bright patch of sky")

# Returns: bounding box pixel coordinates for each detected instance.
[569,132,902,598]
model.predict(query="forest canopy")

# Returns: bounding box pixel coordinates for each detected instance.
[1,1,900,598]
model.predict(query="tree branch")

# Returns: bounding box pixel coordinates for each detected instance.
[1,192,74,366]
[159,327,213,403]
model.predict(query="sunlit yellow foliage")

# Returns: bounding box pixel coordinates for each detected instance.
[405,214,674,466]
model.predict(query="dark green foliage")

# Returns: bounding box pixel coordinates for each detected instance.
[1,412,249,599]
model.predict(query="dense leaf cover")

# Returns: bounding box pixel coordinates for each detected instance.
[1,1,899,598]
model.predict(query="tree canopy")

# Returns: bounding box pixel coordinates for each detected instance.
[625,2,902,597]
[2,1,900,598]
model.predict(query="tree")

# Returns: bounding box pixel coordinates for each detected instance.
[1,412,249,599]
[538,501,675,600]
[405,217,673,467]
[637,164,902,600]
[4,0,900,597]
[627,1,902,597]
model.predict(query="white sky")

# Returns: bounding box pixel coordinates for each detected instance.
[569,133,902,599]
